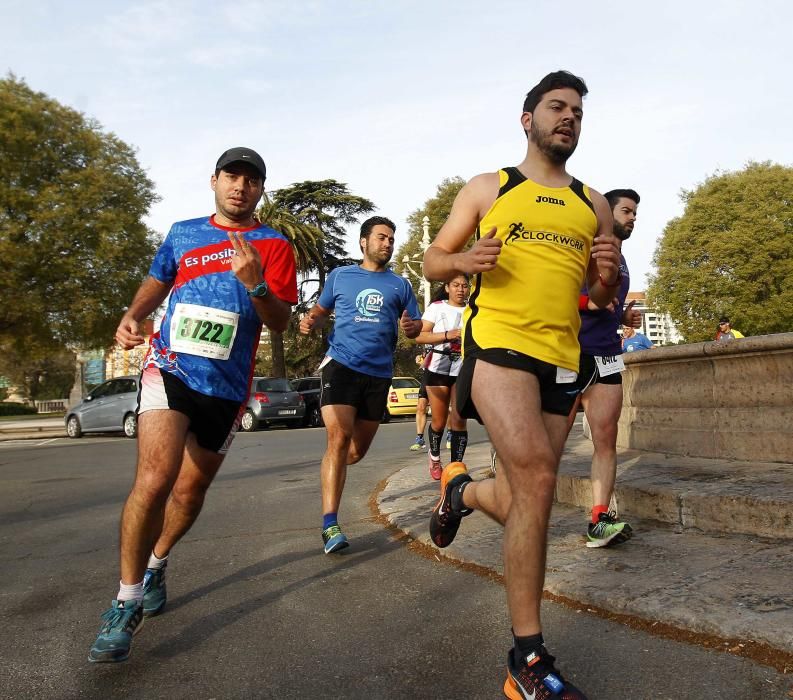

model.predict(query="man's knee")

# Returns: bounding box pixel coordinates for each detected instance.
[170,478,209,512]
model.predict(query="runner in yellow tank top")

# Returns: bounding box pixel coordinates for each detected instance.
[464,168,599,372]
[422,71,622,700]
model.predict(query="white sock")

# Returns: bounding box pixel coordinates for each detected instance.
[147,552,168,570]
[117,580,144,603]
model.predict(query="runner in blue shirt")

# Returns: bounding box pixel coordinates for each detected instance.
[300,216,423,553]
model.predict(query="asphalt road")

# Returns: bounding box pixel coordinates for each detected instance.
[1,419,789,699]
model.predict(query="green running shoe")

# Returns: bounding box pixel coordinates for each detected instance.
[88,599,144,663]
[410,436,426,451]
[586,511,633,548]
[322,524,349,554]
[143,564,167,617]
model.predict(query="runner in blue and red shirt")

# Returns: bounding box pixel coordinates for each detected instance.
[573,188,642,548]
[89,147,297,664]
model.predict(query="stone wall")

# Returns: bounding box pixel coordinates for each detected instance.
[618,333,793,463]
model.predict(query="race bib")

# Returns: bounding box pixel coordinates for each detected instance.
[594,354,625,377]
[169,303,239,360]
[556,366,578,384]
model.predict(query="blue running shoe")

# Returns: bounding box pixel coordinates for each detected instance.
[143,565,167,617]
[410,436,426,451]
[88,599,144,663]
[322,524,349,554]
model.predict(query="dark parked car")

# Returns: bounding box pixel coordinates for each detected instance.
[240,377,305,432]
[65,376,139,438]
[292,376,323,428]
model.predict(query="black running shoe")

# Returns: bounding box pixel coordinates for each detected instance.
[504,647,588,699]
[429,462,472,548]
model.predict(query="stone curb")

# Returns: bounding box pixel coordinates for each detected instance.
[376,440,793,655]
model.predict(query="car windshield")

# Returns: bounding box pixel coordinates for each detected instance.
[392,378,420,389]
[257,378,292,392]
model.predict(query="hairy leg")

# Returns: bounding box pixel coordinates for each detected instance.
[470,361,568,637]
[151,432,225,558]
[119,410,190,584]
[582,382,622,507]
[319,404,358,515]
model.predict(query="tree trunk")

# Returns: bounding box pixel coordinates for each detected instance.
[270,331,287,378]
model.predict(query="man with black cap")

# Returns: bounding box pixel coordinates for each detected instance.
[89,147,298,663]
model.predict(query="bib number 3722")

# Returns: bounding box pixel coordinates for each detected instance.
[169,303,239,360]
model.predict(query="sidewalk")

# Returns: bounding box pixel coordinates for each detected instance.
[0,417,66,441]
[376,431,793,663]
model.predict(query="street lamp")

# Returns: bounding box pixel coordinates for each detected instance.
[401,215,432,310]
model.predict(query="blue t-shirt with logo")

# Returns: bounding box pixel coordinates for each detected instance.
[144,215,298,403]
[318,265,421,378]
[623,332,653,352]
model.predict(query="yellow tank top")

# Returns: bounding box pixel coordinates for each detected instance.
[463,167,598,372]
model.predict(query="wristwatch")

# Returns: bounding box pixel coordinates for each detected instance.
[247,280,269,298]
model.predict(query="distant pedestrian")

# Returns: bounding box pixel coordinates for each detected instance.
[621,325,653,352]
[410,351,430,451]
[714,316,744,341]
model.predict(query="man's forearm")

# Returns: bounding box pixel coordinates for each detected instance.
[423,245,465,282]
[126,276,172,322]
[251,295,292,333]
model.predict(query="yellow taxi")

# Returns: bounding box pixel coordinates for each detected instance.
[382,376,422,422]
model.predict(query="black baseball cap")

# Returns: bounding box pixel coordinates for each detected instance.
[215,147,266,180]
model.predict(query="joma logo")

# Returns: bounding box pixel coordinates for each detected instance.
[535,195,566,206]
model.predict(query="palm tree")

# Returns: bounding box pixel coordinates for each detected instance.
[257,195,325,378]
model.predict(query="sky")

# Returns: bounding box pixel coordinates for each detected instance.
[2,0,791,289]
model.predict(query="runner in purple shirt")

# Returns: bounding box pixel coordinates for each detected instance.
[572,189,643,548]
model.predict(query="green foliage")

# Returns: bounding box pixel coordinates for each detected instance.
[0,402,37,416]
[647,162,793,342]
[0,75,159,356]
[394,177,466,305]
[272,180,375,281]
[0,343,76,402]
[257,193,324,276]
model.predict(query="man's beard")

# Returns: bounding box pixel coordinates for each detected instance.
[614,220,632,241]
[530,120,577,164]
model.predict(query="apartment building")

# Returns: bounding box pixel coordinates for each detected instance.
[624,291,683,346]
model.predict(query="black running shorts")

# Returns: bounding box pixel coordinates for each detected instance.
[456,349,578,421]
[576,353,623,393]
[320,359,391,422]
[137,367,244,455]
[424,370,457,388]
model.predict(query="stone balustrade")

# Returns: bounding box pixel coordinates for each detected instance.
[618,333,793,463]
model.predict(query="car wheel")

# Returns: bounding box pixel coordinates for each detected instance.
[123,413,137,438]
[240,410,258,432]
[66,415,82,438]
[381,409,391,424]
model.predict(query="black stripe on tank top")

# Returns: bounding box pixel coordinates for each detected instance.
[569,178,595,213]
[464,225,484,356]
[497,167,527,198]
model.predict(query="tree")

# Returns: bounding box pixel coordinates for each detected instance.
[257,193,325,378]
[394,177,466,304]
[0,76,159,361]
[272,180,375,283]
[647,162,793,342]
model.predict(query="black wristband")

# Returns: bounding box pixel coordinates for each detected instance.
[444,331,448,341]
